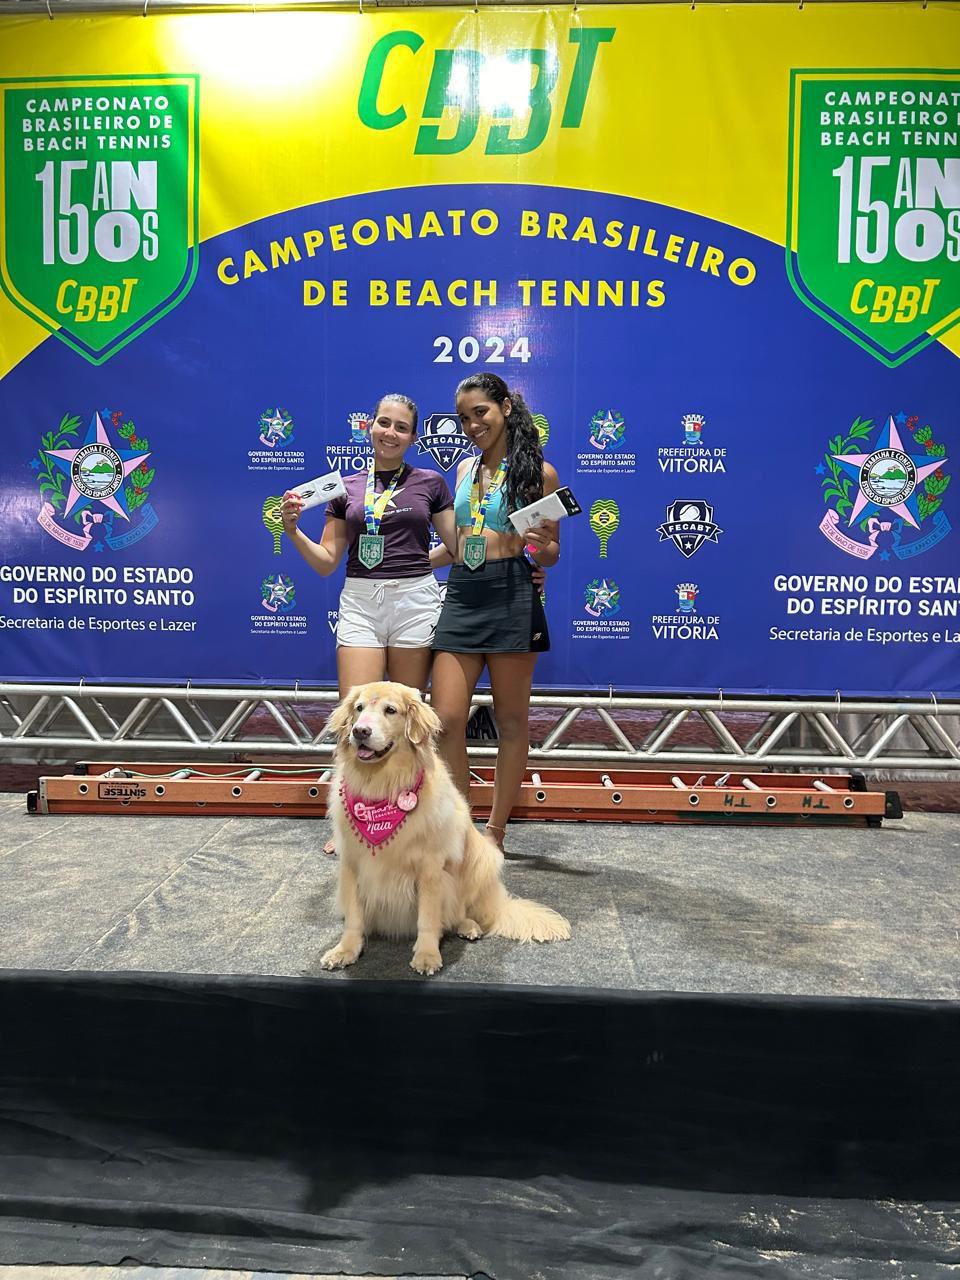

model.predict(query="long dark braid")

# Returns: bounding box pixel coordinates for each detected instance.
[455,372,543,513]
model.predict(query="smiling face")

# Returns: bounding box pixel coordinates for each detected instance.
[370,399,416,468]
[456,388,512,454]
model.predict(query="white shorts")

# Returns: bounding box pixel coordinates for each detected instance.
[336,573,443,649]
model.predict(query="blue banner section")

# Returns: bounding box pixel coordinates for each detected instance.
[0,184,957,693]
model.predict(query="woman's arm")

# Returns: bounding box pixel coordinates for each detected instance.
[429,506,458,568]
[523,462,561,569]
[282,494,348,576]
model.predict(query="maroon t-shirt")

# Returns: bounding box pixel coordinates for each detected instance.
[327,466,453,579]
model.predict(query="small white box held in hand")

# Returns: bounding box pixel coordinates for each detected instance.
[288,471,347,511]
[508,486,583,536]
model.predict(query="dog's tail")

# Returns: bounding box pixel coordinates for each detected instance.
[489,892,570,943]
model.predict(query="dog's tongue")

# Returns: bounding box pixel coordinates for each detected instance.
[356,744,376,760]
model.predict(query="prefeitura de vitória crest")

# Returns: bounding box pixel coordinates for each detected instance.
[0,75,198,364]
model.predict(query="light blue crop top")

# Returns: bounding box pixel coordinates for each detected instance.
[453,462,514,533]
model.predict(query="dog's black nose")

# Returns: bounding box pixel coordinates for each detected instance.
[352,724,371,742]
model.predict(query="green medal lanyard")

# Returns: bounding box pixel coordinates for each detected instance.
[357,458,405,570]
[463,458,507,571]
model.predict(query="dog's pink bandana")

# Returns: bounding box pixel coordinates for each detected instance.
[341,773,424,852]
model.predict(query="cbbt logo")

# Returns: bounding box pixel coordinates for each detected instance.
[0,76,199,364]
[417,413,476,472]
[358,29,615,156]
[818,412,951,561]
[788,71,960,366]
[589,409,625,451]
[34,408,158,552]
[681,414,705,446]
[261,573,296,614]
[258,408,294,448]
[676,582,699,613]
[585,577,620,618]
[657,500,723,558]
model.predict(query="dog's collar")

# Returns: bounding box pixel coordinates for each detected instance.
[341,772,424,853]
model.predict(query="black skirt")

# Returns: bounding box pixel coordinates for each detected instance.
[433,555,550,654]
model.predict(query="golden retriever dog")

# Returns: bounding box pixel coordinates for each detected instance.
[320,681,570,976]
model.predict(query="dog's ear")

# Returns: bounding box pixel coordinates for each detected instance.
[326,688,358,741]
[405,694,442,746]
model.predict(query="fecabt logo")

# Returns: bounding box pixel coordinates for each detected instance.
[584,577,620,618]
[258,407,294,448]
[818,412,950,562]
[34,408,158,552]
[416,413,475,472]
[656,500,723,558]
[261,573,296,614]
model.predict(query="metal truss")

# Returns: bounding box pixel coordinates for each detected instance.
[0,682,958,771]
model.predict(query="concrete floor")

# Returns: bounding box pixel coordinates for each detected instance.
[0,793,956,999]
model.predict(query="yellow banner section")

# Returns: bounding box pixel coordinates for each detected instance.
[1,3,958,373]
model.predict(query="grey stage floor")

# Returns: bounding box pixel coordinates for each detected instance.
[0,791,957,999]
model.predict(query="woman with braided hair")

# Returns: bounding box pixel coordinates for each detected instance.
[429,372,561,851]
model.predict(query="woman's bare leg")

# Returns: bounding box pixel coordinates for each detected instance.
[385,646,433,694]
[336,646,387,697]
[484,652,539,848]
[430,650,485,798]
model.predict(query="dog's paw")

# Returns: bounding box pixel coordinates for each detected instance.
[320,944,360,970]
[411,946,443,976]
[456,918,483,941]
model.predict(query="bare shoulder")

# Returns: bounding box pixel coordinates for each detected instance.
[542,459,560,494]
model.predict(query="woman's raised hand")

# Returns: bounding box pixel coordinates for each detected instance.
[281,491,303,537]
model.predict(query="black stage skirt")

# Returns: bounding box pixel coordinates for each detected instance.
[433,555,550,654]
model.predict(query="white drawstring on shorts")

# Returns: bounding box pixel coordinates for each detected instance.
[371,579,402,608]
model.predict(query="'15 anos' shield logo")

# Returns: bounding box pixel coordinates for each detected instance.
[0,74,199,364]
[787,70,960,366]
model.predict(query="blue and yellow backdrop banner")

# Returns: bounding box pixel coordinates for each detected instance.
[1,4,958,693]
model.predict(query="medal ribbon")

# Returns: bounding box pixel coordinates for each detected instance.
[364,458,406,536]
[469,459,508,535]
